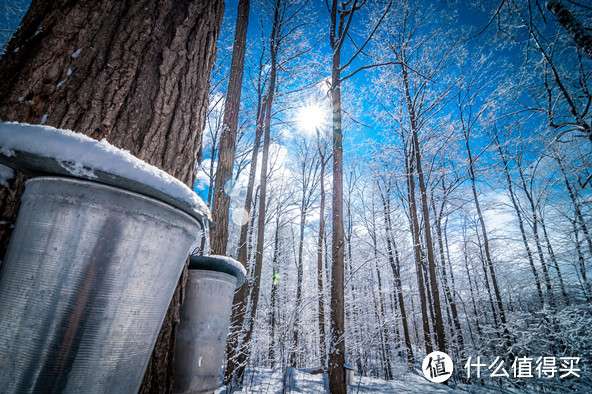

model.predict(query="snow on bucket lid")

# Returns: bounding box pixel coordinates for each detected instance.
[189,255,246,289]
[0,122,211,225]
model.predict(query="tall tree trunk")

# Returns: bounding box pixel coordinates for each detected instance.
[230,0,280,384]
[269,208,282,366]
[224,0,281,385]
[401,65,446,353]
[224,55,265,386]
[232,96,272,387]
[317,150,328,370]
[328,15,346,394]
[290,205,308,366]
[405,153,433,355]
[545,0,592,61]
[475,225,500,327]
[572,222,592,300]
[556,155,592,257]
[210,0,250,255]
[0,2,223,393]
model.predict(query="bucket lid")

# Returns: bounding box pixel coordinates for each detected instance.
[0,122,211,227]
[189,255,246,289]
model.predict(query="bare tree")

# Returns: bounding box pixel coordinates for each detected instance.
[326,1,393,391]
[211,0,251,255]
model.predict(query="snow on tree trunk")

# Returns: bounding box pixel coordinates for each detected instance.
[0,1,223,392]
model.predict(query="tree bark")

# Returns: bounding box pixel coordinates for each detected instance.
[0,1,223,393]
[229,1,280,385]
[210,0,250,256]
[556,155,592,257]
[329,52,346,394]
[545,0,592,61]
[223,48,265,387]
[317,146,328,370]
[405,152,433,356]
[328,1,346,390]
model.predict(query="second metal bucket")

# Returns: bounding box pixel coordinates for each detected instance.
[0,176,201,393]
[173,255,246,394]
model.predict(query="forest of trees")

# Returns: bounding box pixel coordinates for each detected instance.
[0,0,590,393]
[198,0,592,392]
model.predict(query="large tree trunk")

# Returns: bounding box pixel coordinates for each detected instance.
[225,0,280,386]
[0,1,223,392]
[545,0,592,61]
[329,53,346,394]
[210,0,250,256]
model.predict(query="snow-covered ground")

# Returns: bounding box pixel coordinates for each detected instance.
[215,368,518,393]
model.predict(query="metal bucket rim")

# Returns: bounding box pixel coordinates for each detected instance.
[25,176,202,230]
[188,269,238,286]
[188,255,246,289]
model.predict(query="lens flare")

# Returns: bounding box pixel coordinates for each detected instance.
[223,179,237,196]
[231,208,249,226]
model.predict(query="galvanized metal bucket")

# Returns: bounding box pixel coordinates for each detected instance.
[0,176,201,393]
[173,255,246,394]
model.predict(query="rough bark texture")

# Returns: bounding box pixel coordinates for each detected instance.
[0,1,223,392]
[225,0,279,386]
[545,0,592,61]
[329,64,346,394]
[328,1,346,390]
[210,0,250,255]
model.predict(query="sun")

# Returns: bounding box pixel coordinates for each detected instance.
[296,102,328,135]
